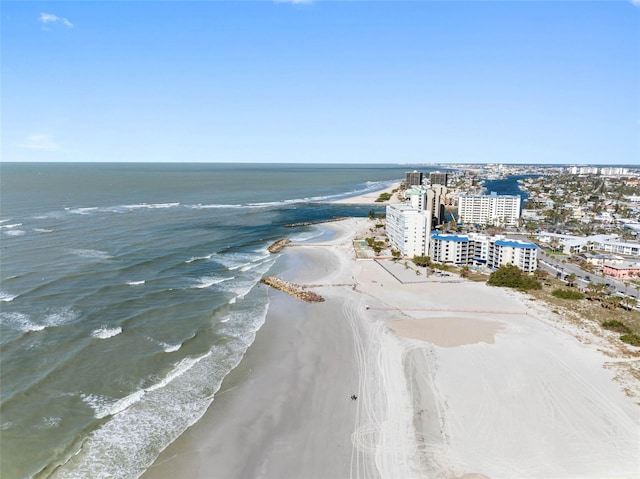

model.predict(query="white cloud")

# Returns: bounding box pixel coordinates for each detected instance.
[21,134,61,151]
[632,0,640,6]
[39,12,73,28]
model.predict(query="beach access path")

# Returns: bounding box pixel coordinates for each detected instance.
[144,216,639,479]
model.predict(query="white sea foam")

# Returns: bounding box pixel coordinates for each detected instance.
[69,249,112,260]
[218,251,269,271]
[0,223,22,229]
[185,253,214,263]
[4,229,26,236]
[290,228,325,243]
[146,336,183,352]
[68,207,99,215]
[192,276,229,289]
[52,316,266,479]
[123,202,180,209]
[91,327,122,339]
[42,416,62,428]
[189,203,244,209]
[0,421,15,431]
[126,280,146,286]
[146,353,211,393]
[227,261,252,271]
[80,392,143,419]
[162,342,182,353]
[0,312,45,332]
[34,228,54,233]
[0,291,17,302]
[41,309,79,329]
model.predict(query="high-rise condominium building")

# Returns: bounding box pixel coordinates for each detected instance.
[458,192,521,227]
[405,171,423,187]
[429,172,448,187]
[385,204,432,257]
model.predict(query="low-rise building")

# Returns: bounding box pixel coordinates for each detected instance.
[430,232,537,273]
[603,261,640,280]
[537,232,640,257]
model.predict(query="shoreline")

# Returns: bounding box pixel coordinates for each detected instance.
[331,181,403,205]
[143,217,640,479]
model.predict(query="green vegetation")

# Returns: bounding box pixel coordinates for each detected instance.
[412,255,431,267]
[365,237,386,255]
[602,319,640,348]
[620,333,640,347]
[460,265,470,278]
[487,264,542,291]
[432,263,454,272]
[602,320,631,334]
[375,192,392,202]
[551,289,584,300]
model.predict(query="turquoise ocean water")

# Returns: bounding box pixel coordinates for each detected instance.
[0,163,434,479]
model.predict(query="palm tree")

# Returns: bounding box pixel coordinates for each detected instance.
[460,265,470,279]
[603,296,622,310]
[586,283,606,302]
[566,273,577,287]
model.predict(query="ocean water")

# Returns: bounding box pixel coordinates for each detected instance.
[482,174,535,202]
[0,162,425,479]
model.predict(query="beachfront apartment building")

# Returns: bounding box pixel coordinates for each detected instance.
[430,232,538,273]
[458,192,521,227]
[492,239,538,273]
[386,204,432,257]
[405,185,448,226]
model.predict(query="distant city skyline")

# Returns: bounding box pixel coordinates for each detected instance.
[2,1,639,165]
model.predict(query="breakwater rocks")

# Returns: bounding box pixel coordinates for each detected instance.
[284,217,347,228]
[267,239,290,253]
[260,276,325,303]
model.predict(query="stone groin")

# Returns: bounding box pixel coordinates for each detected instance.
[260,276,325,303]
[267,239,290,253]
[284,217,347,228]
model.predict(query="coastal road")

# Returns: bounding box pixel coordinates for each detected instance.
[536,250,639,309]
[506,234,639,307]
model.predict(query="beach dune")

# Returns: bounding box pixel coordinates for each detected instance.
[143,217,639,479]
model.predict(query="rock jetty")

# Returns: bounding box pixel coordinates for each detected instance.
[284,217,347,228]
[267,239,290,253]
[260,276,325,303]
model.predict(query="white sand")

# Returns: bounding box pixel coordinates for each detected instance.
[332,181,403,205]
[143,217,640,479]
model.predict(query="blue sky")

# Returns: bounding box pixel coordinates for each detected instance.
[2,1,639,164]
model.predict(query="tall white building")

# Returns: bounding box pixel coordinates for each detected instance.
[405,185,448,225]
[458,193,521,227]
[386,204,432,257]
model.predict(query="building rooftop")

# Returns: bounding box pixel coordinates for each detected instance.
[494,239,537,249]
[431,233,469,242]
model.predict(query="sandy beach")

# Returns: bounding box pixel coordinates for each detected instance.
[332,181,403,205]
[143,216,640,479]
